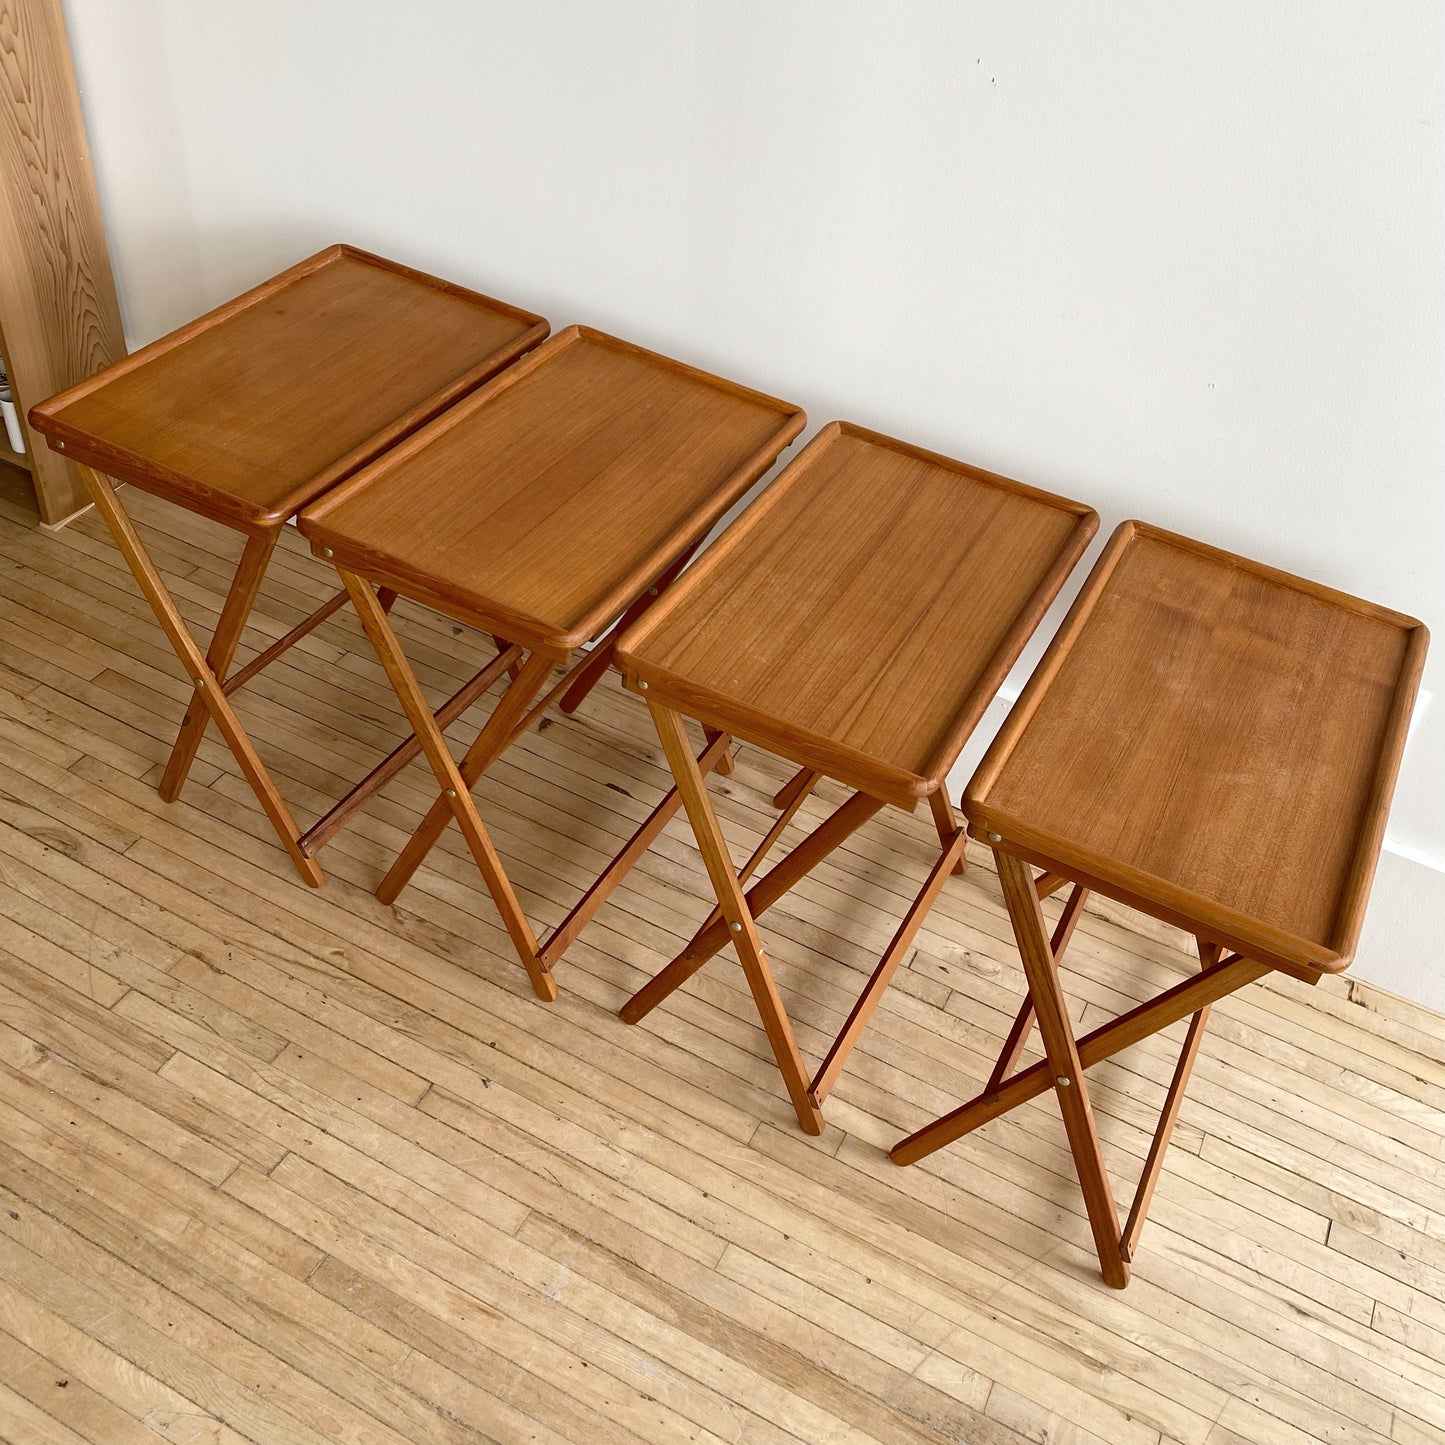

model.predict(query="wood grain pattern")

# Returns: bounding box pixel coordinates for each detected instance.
[0,0,126,523]
[299,325,805,657]
[4,465,1445,1445]
[617,421,1098,806]
[966,520,1429,974]
[28,244,547,531]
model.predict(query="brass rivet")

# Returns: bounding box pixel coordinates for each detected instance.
[321,547,334,559]
[1056,1076,1071,1087]
[637,680,648,690]
[986,831,1002,843]
[444,788,457,798]
[193,677,205,688]
[729,920,742,933]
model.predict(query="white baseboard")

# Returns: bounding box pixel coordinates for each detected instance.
[1352,849,1445,1015]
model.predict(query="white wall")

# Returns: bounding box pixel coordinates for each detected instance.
[64,1,1445,1004]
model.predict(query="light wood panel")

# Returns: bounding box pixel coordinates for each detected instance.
[2,463,1444,1445]
[0,0,126,523]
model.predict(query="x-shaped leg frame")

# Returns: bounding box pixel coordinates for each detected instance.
[77,464,330,885]
[341,548,711,1000]
[619,701,970,1135]
[73,464,544,889]
[891,845,1269,1287]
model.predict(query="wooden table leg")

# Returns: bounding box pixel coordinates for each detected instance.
[772,765,819,812]
[892,945,1264,1160]
[685,753,826,952]
[995,849,1128,1287]
[702,727,736,778]
[619,788,886,1023]
[558,544,700,718]
[1033,871,1073,901]
[77,465,324,888]
[985,881,1087,1089]
[809,824,967,1105]
[159,529,279,802]
[164,566,398,804]
[298,643,523,858]
[621,766,972,1111]
[340,571,556,1001]
[490,634,522,681]
[535,727,735,970]
[928,791,968,876]
[1119,938,1219,1261]
[647,699,824,1135]
[375,648,555,906]
[218,587,346,691]
[891,863,1270,1282]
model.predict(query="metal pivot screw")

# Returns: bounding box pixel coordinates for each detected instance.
[637,680,648,689]
[444,788,457,798]
[729,920,742,932]
[54,440,64,449]
[321,547,334,558]
[986,832,1002,843]
[648,587,659,596]
[1056,1076,1071,1087]
[193,677,205,688]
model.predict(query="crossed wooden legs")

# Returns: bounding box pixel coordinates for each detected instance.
[619,701,970,1134]
[158,528,280,802]
[640,702,826,1133]
[76,464,542,892]
[360,556,721,996]
[532,727,737,971]
[154,532,419,841]
[77,465,326,887]
[339,572,560,999]
[891,846,1268,1287]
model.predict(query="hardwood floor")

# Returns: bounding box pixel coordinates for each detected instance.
[1,460,1443,1445]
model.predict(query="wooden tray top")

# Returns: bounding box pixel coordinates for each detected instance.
[297,326,805,658]
[28,244,547,530]
[966,521,1429,974]
[617,421,1099,807]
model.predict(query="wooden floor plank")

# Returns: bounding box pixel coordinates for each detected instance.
[1,465,1441,1444]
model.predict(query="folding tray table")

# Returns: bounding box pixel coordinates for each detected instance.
[297,324,805,1001]
[609,421,1099,1134]
[27,244,547,886]
[892,520,1429,1286]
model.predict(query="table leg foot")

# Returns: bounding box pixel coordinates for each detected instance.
[527,962,559,1003]
[619,950,707,1023]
